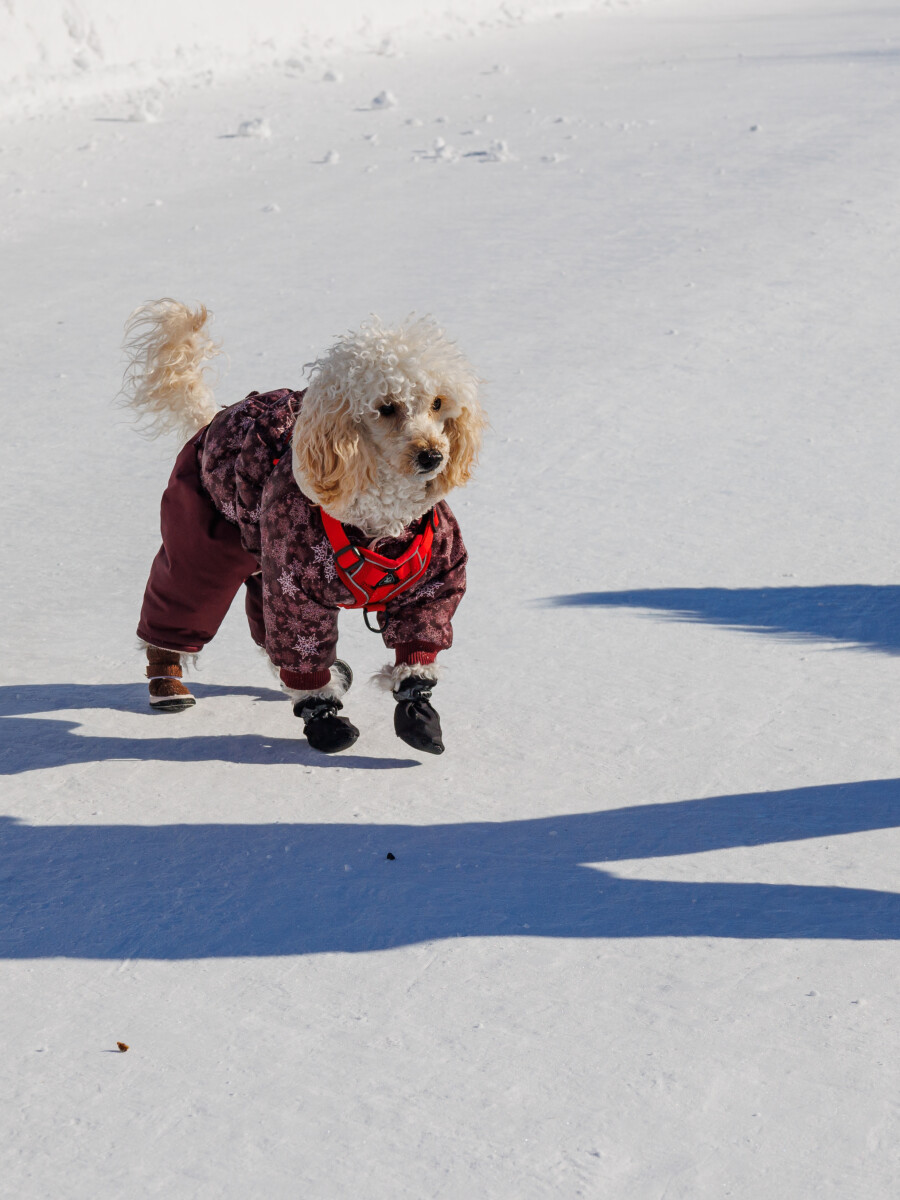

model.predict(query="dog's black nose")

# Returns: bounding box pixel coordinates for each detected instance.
[416,449,443,472]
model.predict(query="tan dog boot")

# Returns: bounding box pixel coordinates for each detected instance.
[146,646,196,711]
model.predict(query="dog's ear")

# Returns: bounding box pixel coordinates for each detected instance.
[292,394,376,515]
[442,400,486,491]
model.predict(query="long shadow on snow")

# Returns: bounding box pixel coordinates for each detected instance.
[3,777,899,956]
[0,684,417,772]
[545,585,900,655]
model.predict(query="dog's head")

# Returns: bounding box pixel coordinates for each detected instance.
[292,316,485,523]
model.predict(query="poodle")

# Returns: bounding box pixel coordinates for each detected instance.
[122,299,485,755]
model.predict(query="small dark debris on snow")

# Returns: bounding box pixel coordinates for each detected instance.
[386,852,395,860]
[116,1042,129,1052]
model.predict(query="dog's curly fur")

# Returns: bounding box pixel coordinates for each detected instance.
[292,315,485,538]
[121,299,220,442]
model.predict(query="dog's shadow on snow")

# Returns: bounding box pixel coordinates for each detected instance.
[2,776,899,956]
[544,584,900,656]
[0,684,417,773]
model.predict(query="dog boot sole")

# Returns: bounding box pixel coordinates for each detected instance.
[149,695,197,712]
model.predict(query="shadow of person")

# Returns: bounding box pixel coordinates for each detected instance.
[0,684,417,772]
[545,585,900,655]
[3,777,898,958]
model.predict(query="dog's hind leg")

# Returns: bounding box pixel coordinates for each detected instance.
[135,434,259,712]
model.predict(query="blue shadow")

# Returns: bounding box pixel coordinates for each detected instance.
[546,585,900,655]
[0,684,417,773]
[2,777,899,956]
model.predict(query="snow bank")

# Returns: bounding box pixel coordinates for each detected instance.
[0,0,646,119]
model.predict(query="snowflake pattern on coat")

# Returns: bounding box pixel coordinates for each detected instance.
[404,579,442,603]
[199,389,468,673]
[278,569,299,599]
[311,540,337,581]
[293,633,320,660]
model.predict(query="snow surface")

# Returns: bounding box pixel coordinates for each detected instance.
[0,0,657,119]
[3,0,900,1195]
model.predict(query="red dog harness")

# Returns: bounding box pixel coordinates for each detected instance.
[319,508,439,618]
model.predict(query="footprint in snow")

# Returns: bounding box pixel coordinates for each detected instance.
[464,139,515,163]
[237,118,272,139]
[128,101,162,124]
[413,138,459,163]
[370,91,398,110]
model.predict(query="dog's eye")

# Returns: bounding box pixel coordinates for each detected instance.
[378,403,397,417]
[432,397,443,412]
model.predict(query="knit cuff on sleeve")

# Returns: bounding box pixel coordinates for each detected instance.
[394,643,440,668]
[280,666,332,691]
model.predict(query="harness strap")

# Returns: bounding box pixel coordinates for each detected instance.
[319,508,439,617]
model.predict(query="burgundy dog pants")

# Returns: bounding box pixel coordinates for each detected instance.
[137,433,265,654]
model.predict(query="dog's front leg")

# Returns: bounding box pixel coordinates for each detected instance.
[280,660,359,754]
[391,674,444,756]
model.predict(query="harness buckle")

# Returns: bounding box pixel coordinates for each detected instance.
[334,545,363,573]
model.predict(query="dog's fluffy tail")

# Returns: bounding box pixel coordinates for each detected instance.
[121,299,220,441]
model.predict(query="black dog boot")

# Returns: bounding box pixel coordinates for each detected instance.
[393,676,444,755]
[294,694,359,754]
[283,660,358,754]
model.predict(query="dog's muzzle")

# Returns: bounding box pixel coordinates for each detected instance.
[416,449,444,473]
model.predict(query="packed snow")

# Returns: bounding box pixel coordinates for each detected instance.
[0,0,656,120]
[2,0,900,1196]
